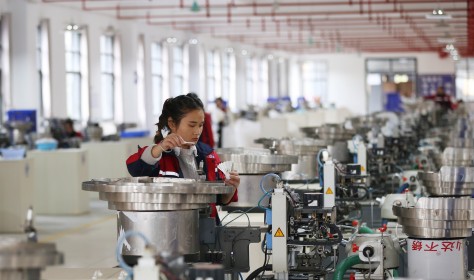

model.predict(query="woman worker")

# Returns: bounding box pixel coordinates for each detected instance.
[126,93,239,222]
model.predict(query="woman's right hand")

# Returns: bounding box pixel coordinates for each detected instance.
[151,133,186,158]
[160,133,186,150]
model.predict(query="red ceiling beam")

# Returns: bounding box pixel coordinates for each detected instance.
[466,0,474,56]
[146,17,466,27]
[116,7,467,20]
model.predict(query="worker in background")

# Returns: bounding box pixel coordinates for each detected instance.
[425,85,453,111]
[126,93,239,222]
[63,118,83,139]
[209,97,231,148]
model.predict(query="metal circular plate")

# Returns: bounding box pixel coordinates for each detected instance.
[99,192,216,204]
[397,217,474,229]
[0,239,63,269]
[108,201,208,211]
[401,226,472,239]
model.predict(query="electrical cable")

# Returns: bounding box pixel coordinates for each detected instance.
[220,210,251,227]
[245,264,272,280]
[317,149,327,187]
[115,230,151,280]
[256,173,281,210]
[221,206,258,227]
[260,173,281,195]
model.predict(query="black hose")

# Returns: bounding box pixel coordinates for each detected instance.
[245,264,272,280]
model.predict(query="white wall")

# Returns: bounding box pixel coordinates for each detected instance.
[302,52,456,116]
[2,0,458,129]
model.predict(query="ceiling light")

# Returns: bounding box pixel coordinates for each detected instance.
[241,50,248,56]
[188,38,198,44]
[191,0,200,12]
[65,24,80,31]
[166,37,177,43]
[267,54,274,60]
[226,47,234,53]
[425,9,452,20]
[445,44,455,51]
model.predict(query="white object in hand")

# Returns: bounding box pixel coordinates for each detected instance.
[217,161,233,180]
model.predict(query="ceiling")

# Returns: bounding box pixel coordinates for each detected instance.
[41,0,473,57]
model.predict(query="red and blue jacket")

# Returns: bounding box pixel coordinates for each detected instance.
[126,142,238,221]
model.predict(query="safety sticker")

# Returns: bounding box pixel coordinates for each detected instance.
[325,187,334,195]
[274,227,285,237]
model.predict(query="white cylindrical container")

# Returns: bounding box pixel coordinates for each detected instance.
[408,238,467,280]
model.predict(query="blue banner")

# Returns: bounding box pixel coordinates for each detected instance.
[417,74,456,97]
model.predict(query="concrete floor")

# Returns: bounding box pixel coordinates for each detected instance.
[38,199,118,279]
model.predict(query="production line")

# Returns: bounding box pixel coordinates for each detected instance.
[2,100,474,280]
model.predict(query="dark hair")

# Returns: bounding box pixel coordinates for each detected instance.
[153,93,204,144]
[63,118,74,127]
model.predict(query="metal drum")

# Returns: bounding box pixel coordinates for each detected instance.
[117,210,199,256]
[393,197,474,239]
[300,124,353,163]
[216,148,298,207]
[0,237,63,280]
[442,147,474,167]
[82,177,234,261]
[418,166,474,196]
[255,138,327,180]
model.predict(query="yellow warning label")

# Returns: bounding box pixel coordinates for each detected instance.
[325,187,334,195]
[361,166,366,171]
[274,227,285,237]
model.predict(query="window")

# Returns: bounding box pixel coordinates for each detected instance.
[136,35,146,128]
[221,51,236,110]
[151,42,163,115]
[172,45,184,97]
[100,35,115,120]
[65,29,83,120]
[257,58,269,105]
[301,61,328,106]
[206,50,221,103]
[456,59,474,101]
[37,20,52,120]
[246,57,257,106]
[365,57,417,113]
[0,14,11,126]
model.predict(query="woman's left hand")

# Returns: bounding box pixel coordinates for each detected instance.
[224,171,240,189]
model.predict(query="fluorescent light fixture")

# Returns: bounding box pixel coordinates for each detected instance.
[166,37,178,43]
[241,49,248,55]
[437,37,456,44]
[425,9,452,20]
[445,44,455,51]
[188,38,198,44]
[65,24,80,31]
